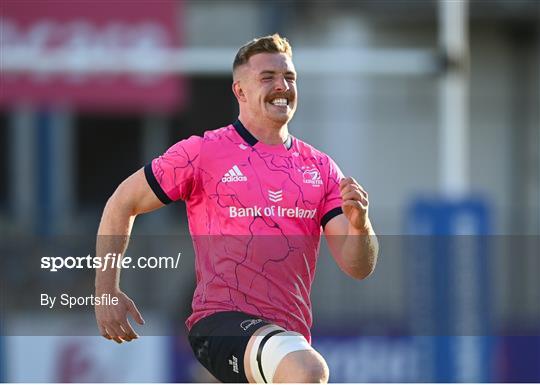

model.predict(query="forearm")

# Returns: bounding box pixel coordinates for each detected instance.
[339,219,379,279]
[95,194,136,293]
[94,168,161,342]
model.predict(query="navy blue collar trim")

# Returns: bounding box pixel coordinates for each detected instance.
[233,120,293,150]
[233,120,258,146]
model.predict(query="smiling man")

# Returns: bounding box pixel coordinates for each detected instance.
[95,34,378,383]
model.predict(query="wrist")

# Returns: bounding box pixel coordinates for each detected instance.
[348,219,373,235]
[95,283,120,295]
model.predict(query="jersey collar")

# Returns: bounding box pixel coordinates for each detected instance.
[233,120,293,150]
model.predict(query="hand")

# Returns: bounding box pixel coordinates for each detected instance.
[95,289,145,344]
[339,177,370,231]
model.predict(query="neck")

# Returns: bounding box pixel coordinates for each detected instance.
[238,113,289,145]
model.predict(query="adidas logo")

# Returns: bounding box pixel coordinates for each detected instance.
[228,355,239,373]
[222,165,247,183]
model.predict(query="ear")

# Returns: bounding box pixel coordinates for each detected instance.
[232,81,246,102]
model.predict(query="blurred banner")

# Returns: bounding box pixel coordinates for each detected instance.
[5,334,169,382]
[171,334,540,383]
[497,336,540,382]
[0,0,186,112]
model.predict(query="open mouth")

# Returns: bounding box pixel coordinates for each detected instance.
[268,97,289,107]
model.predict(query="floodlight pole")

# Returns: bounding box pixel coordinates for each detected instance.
[438,0,470,197]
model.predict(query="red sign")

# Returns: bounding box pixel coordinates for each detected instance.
[1,0,186,112]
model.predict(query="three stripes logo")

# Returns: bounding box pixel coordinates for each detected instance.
[268,190,283,202]
[222,165,247,183]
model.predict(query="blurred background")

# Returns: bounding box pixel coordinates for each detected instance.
[1,0,539,382]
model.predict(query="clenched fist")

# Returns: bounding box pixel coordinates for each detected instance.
[339,177,370,231]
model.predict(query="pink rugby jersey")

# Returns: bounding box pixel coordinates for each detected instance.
[144,120,344,342]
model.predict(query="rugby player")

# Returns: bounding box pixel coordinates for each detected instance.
[95,34,378,383]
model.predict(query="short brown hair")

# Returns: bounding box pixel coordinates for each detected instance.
[233,33,292,74]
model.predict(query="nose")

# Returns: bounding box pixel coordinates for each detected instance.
[274,75,289,92]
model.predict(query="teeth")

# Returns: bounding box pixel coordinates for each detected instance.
[271,98,288,106]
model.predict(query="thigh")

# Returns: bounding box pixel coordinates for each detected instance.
[188,311,271,383]
[245,328,317,383]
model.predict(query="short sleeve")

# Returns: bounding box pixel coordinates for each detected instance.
[320,156,344,229]
[144,135,203,203]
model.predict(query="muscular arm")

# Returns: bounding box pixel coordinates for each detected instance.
[323,177,379,280]
[95,167,164,342]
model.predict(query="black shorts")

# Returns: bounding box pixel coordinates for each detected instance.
[188,311,272,383]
